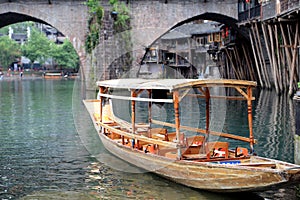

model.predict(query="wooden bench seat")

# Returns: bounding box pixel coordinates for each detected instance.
[182,135,205,156]
[149,128,168,141]
[206,141,229,159]
[182,153,207,160]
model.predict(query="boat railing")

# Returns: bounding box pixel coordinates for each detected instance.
[99,121,178,149]
[151,119,256,144]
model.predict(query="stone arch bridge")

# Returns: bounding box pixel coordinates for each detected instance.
[0,0,238,87]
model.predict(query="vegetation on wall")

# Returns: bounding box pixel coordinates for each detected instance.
[109,0,130,33]
[85,0,104,53]
[84,0,131,54]
[84,0,132,80]
[109,0,132,76]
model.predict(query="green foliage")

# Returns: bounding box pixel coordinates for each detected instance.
[85,0,104,24]
[109,0,118,4]
[0,22,34,35]
[21,27,52,64]
[20,25,78,69]
[0,26,9,35]
[110,0,130,32]
[85,0,100,14]
[95,6,104,23]
[51,40,79,69]
[85,23,100,54]
[0,22,79,70]
[84,0,130,54]
[0,36,21,68]
[109,0,132,76]
[85,0,104,53]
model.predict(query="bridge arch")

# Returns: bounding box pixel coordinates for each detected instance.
[128,11,253,81]
[147,12,246,49]
[127,0,238,51]
[0,12,49,28]
[0,1,88,71]
[0,0,240,87]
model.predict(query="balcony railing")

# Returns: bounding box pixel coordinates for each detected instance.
[261,1,276,20]
[238,5,261,22]
[239,0,300,22]
[280,0,300,13]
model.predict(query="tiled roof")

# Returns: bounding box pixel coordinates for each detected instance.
[161,22,221,40]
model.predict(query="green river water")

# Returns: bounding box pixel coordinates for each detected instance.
[0,78,298,199]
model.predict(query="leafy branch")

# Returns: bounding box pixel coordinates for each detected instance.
[85,0,104,53]
[109,0,130,33]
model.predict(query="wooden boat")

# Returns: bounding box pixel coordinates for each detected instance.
[83,78,300,192]
[43,72,63,79]
[43,72,78,79]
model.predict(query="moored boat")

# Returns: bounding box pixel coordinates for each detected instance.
[83,78,300,192]
[43,71,78,79]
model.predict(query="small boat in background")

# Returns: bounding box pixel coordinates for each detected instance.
[84,78,300,192]
[43,72,62,79]
[43,71,78,79]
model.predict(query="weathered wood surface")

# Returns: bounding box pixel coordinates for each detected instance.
[249,18,299,95]
[99,129,300,192]
[83,99,300,193]
[151,119,256,143]
[96,78,257,91]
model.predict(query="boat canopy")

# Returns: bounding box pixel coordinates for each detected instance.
[96,78,258,155]
[96,78,257,92]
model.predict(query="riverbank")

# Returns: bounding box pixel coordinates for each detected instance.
[0,70,79,81]
[0,70,43,80]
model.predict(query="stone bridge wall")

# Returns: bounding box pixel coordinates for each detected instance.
[0,0,238,89]
[94,0,238,88]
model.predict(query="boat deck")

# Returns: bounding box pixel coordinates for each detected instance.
[84,100,294,170]
[83,78,300,192]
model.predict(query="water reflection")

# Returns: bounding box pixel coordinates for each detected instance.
[84,163,265,200]
[0,79,91,199]
[253,90,295,163]
[0,79,298,199]
[77,83,298,199]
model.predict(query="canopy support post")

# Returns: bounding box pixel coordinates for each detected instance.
[131,90,137,148]
[205,87,210,137]
[205,87,211,159]
[173,90,181,159]
[247,86,254,153]
[147,89,152,125]
[99,86,104,123]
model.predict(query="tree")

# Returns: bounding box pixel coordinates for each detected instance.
[21,27,52,65]
[0,22,79,70]
[50,39,79,70]
[0,36,21,68]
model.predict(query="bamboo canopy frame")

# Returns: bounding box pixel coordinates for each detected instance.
[83,78,300,193]
[97,79,257,159]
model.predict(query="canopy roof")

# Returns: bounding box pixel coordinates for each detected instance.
[96,79,257,92]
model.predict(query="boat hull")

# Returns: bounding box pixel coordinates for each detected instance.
[99,132,300,192]
[83,99,300,192]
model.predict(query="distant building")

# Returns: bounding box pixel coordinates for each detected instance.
[1,23,65,44]
[140,21,233,79]
[11,33,27,44]
[37,24,65,44]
